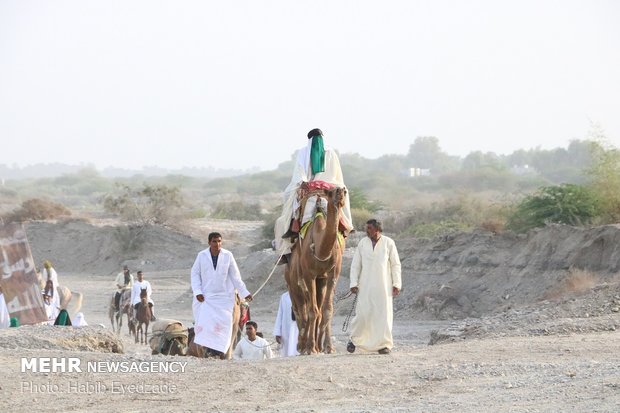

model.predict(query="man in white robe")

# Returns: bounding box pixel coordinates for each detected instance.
[191,232,252,356]
[131,270,155,320]
[0,286,10,329]
[233,321,273,360]
[42,290,59,325]
[348,219,402,355]
[273,290,299,357]
[114,266,133,311]
[274,128,353,257]
[41,260,60,310]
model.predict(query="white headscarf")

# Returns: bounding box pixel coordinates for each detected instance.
[72,312,88,327]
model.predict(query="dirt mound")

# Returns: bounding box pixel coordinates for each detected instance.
[24,219,620,323]
[26,219,206,275]
[396,224,620,320]
[0,325,123,353]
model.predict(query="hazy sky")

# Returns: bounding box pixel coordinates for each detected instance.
[1,1,619,171]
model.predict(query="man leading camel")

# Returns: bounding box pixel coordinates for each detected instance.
[274,128,353,262]
[347,219,402,355]
[191,232,253,357]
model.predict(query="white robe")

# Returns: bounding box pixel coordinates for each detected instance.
[72,312,88,327]
[190,248,250,353]
[272,291,299,357]
[131,280,154,306]
[349,235,402,352]
[0,293,10,329]
[274,140,353,254]
[42,267,60,310]
[44,299,59,325]
[233,336,273,360]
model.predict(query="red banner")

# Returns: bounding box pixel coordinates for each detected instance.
[0,222,47,325]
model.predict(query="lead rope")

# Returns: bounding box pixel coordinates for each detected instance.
[341,292,358,332]
[251,252,284,297]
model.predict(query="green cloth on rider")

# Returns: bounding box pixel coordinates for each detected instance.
[310,136,325,175]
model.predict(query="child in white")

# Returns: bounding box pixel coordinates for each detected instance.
[233,321,273,360]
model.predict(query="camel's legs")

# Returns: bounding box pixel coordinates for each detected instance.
[320,270,339,353]
[315,275,328,352]
[303,275,321,354]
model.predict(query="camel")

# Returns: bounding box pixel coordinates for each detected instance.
[285,186,346,354]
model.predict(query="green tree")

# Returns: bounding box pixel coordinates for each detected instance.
[348,187,381,212]
[507,184,600,233]
[587,140,620,222]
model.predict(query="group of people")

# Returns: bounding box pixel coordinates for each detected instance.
[40,260,88,326]
[3,128,402,360]
[114,266,156,321]
[190,128,402,359]
[0,259,88,328]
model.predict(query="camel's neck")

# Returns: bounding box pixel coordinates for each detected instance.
[314,198,340,260]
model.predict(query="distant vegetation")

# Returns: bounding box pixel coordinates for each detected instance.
[102,183,183,226]
[3,127,619,240]
[1,198,71,223]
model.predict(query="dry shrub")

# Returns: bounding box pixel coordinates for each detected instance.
[479,219,504,234]
[351,207,373,231]
[2,198,71,223]
[544,268,599,300]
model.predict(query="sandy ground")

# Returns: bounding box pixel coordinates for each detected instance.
[1,271,619,413]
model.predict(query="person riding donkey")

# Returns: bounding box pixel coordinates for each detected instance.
[114,265,133,312]
[274,128,354,264]
[131,270,156,321]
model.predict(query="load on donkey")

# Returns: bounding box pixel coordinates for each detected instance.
[283,182,348,354]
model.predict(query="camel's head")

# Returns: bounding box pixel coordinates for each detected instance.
[324,186,347,209]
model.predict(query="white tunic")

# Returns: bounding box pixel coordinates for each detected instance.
[44,299,59,325]
[349,235,402,352]
[272,291,299,357]
[72,312,88,327]
[42,267,60,309]
[131,280,154,306]
[233,336,273,360]
[274,140,353,253]
[0,293,10,329]
[190,248,251,353]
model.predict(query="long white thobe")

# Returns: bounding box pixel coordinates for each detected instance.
[0,293,10,329]
[272,291,299,357]
[274,140,353,253]
[233,336,273,360]
[190,248,250,353]
[349,235,402,352]
[44,299,59,325]
[42,267,60,309]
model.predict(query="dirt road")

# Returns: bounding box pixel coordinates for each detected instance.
[1,272,619,412]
